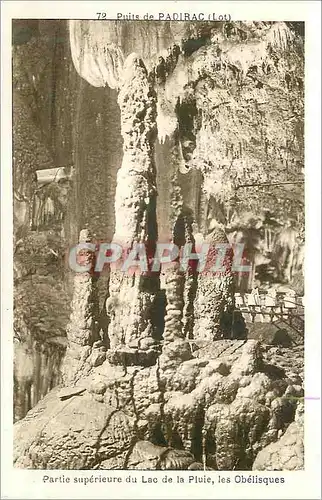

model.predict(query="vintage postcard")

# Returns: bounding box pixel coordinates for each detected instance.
[1,1,321,498]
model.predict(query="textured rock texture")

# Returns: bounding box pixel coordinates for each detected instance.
[12,20,123,419]
[163,264,185,342]
[252,402,304,470]
[193,225,235,340]
[14,340,304,470]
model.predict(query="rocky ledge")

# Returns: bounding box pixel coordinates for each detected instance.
[14,339,304,470]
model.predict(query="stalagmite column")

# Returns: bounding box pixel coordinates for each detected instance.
[164,208,198,342]
[163,263,185,343]
[193,224,235,341]
[160,208,196,366]
[106,54,160,367]
[62,229,101,384]
[180,212,198,340]
[162,229,197,344]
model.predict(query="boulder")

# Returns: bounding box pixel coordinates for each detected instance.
[252,420,304,471]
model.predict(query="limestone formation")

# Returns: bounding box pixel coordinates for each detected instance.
[193,224,235,341]
[174,210,198,340]
[161,210,198,365]
[105,54,160,365]
[252,402,304,471]
[163,263,185,343]
[13,20,304,472]
[62,229,101,385]
[14,340,304,470]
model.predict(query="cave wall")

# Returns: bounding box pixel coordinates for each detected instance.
[13,20,124,419]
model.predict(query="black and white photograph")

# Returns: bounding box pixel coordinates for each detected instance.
[1,2,321,498]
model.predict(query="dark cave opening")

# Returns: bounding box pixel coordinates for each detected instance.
[151,289,166,342]
[149,423,168,447]
[190,409,205,462]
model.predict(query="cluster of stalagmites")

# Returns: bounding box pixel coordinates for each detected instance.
[14,224,304,470]
[60,47,237,384]
[14,339,304,470]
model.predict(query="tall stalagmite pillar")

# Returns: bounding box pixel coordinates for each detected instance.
[193,224,235,341]
[106,54,160,367]
[62,229,103,384]
[160,206,196,367]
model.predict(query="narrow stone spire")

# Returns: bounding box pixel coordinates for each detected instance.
[193,224,235,341]
[62,229,101,384]
[163,263,185,343]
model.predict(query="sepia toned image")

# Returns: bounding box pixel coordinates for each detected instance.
[12,19,305,472]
